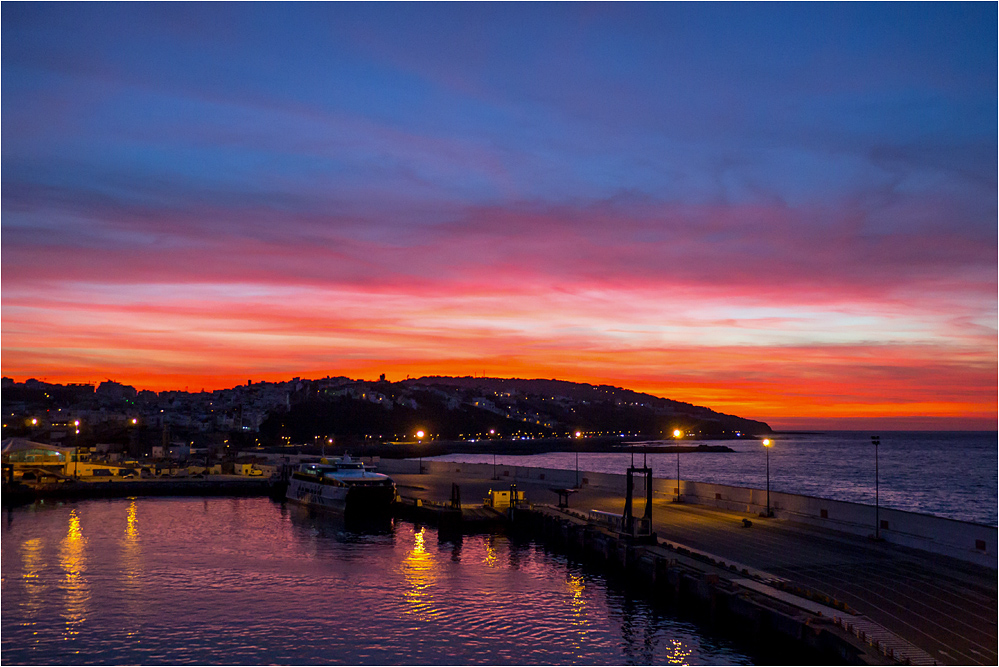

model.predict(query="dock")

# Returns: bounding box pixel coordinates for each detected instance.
[387,468,997,666]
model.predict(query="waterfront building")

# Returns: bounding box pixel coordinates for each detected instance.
[1,438,78,481]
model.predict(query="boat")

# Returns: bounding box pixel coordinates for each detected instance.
[286,454,396,516]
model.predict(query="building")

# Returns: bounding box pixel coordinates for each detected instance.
[1,438,78,481]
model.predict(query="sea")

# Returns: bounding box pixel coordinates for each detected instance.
[1,431,994,665]
[2,497,756,666]
[434,431,998,526]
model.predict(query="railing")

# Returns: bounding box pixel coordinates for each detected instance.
[588,509,623,530]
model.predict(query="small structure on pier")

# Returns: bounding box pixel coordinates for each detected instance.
[484,486,525,510]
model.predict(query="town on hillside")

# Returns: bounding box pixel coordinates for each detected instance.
[2,375,771,469]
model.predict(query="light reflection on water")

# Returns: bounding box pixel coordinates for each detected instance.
[59,509,89,648]
[2,498,753,665]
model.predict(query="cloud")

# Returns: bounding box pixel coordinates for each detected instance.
[2,3,995,428]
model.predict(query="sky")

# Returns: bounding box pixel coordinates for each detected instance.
[2,3,996,430]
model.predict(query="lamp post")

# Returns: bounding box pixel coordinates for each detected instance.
[762,439,773,517]
[416,430,425,474]
[872,435,880,539]
[673,429,682,502]
[574,431,582,488]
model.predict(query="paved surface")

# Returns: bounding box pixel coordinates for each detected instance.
[392,471,998,666]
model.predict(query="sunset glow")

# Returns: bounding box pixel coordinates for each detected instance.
[3,4,995,430]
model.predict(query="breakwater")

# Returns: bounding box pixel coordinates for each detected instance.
[381,463,996,665]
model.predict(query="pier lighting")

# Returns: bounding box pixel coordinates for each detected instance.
[672,429,682,502]
[575,431,581,438]
[762,439,773,517]
[416,430,425,474]
[74,420,80,427]
[131,418,138,425]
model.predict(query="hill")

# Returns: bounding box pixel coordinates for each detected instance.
[398,376,771,437]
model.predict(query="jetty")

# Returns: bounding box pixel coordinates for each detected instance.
[383,460,997,667]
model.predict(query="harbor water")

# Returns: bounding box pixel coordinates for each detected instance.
[1,497,754,665]
[434,431,998,526]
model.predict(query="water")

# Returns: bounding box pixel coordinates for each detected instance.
[434,431,998,526]
[1,497,754,665]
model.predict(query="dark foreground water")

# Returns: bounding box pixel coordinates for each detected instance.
[1,497,754,665]
[435,431,998,526]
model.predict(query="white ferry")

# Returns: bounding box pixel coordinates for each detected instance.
[286,454,396,515]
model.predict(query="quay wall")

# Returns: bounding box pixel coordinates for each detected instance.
[512,508,878,665]
[2,478,273,505]
[378,458,997,567]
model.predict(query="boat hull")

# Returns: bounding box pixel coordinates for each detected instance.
[286,475,395,516]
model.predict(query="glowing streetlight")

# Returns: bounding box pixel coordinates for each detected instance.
[416,430,425,474]
[131,418,138,425]
[31,418,38,426]
[672,429,682,502]
[763,439,773,517]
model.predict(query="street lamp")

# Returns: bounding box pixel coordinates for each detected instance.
[672,429,682,502]
[574,431,583,488]
[762,439,773,517]
[416,430,425,474]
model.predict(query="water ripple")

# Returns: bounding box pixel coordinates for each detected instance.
[3,498,754,665]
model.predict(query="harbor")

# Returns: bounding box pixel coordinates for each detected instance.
[3,451,996,665]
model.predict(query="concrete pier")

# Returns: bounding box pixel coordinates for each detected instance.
[387,467,997,666]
